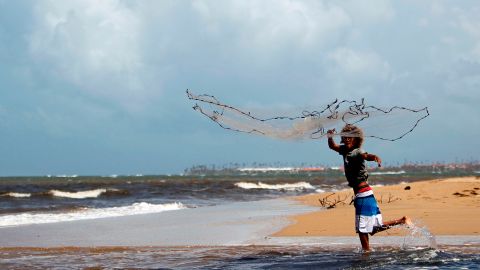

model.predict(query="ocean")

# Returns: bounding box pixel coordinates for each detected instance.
[1,170,479,269]
[2,245,480,269]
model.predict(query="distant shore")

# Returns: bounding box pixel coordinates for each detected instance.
[182,162,480,176]
[274,177,480,237]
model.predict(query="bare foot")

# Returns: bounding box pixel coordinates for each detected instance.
[402,216,413,227]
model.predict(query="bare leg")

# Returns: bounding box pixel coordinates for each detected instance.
[372,216,412,235]
[383,216,412,227]
[359,233,370,251]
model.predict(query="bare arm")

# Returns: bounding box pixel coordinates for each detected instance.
[361,153,382,167]
[327,129,340,152]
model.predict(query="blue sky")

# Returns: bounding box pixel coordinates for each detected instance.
[1,0,479,176]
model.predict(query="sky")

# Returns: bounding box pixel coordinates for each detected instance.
[1,0,479,176]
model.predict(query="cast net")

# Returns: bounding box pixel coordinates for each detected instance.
[187,90,429,141]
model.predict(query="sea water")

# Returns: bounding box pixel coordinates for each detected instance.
[1,245,479,269]
[1,173,479,269]
[0,172,453,223]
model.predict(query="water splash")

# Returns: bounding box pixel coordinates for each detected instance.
[402,220,438,249]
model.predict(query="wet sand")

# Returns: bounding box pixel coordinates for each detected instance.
[0,199,315,247]
[274,177,480,237]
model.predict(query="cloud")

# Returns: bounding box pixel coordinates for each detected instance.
[327,47,390,77]
[22,1,476,128]
[422,4,480,106]
[321,47,392,100]
[337,0,395,24]
[192,0,352,51]
[25,1,356,113]
[3,0,480,175]
[454,6,480,61]
[25,1,400,111]
[28,0,155,112]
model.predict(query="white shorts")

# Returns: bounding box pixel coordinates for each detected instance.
[356,213,383,234]
[354,194,384,234]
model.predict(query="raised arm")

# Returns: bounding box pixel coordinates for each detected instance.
[327,129,340,152]
[361,153,382,167]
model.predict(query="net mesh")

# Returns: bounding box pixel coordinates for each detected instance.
[187,90,429,141]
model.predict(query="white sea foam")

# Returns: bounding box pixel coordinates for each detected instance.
[0,202,186,227]
[237,167,296,172]
[49,189,108,199]
[55,175,78,178]
[1,192,32,198]
[235,182,315,191]
[370,170,406,175]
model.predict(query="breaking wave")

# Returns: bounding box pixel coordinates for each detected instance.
[48,189,125,199]
[1,192,32,198]
[234,182,314,191]
[0,202,186,227]
[370,170,406,175]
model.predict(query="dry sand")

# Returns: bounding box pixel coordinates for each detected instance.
[274,177,480,237]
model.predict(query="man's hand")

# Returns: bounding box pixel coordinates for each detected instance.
[327,129,336,138]
[373,155,382,167]
[362,153,382,167]
[327,129,340,152]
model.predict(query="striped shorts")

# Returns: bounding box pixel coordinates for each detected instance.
[354,194,383,234]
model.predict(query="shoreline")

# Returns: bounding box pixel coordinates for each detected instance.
[0,198,315,248]
[2,235,480,250]
[273,176,480,238]
[1,177,478,249]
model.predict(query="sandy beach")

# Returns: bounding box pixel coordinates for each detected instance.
[274,177,480,237]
